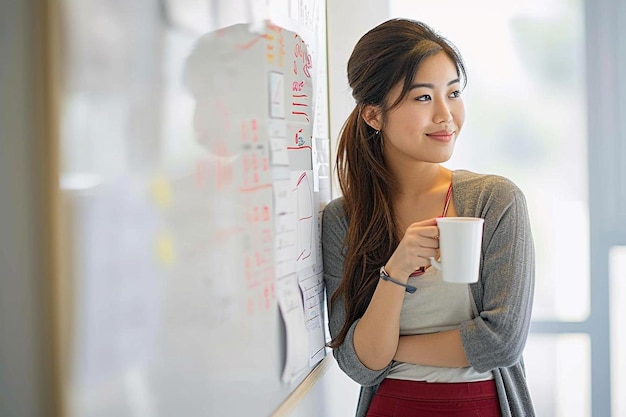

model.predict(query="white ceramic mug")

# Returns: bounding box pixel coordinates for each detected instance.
[429,217,484,283]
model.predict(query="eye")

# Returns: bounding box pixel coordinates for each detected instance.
[449,90,462,98]
[415,94,431,102]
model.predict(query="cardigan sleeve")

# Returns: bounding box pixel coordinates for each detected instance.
[458,175,535,373]
[321,199,392,386]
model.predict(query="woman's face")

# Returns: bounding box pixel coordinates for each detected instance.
[378,51,465,168]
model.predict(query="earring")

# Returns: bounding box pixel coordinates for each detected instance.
[375,130,380,135]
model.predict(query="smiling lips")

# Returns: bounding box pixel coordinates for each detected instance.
[426,130,455,142]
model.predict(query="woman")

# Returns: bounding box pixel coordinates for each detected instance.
[322,18,535,417]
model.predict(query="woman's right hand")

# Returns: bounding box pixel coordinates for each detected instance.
[384,218,440,279]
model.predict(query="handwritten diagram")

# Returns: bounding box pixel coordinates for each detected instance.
[293,171,315,268]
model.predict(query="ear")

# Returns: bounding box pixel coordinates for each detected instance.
[361,104,382,131]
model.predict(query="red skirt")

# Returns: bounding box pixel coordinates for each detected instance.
[366,378,502,417]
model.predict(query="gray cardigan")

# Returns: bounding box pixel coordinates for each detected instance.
[322,170,536,417]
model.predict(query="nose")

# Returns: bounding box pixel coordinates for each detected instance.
[433,99,453,124]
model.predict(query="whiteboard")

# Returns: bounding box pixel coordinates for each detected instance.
[58,1,331,416]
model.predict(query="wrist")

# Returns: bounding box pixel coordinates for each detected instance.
[379,265,417,294]
[382,256,414,279]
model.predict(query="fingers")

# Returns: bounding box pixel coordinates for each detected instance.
[405,224,439,245]
[416,246,438,261]
[387,219,441,275]
[402,223,440,260]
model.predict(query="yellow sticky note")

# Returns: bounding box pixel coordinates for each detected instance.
[156,234,175,266]
[151,177,171,208]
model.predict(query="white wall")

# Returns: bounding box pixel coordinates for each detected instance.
[326,1,390,199]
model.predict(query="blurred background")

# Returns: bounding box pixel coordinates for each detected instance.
[1,0,625,416]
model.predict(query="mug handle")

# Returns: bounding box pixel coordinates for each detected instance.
[429,256,442,271]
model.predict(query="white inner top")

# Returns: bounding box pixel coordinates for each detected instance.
[387,267,494,382]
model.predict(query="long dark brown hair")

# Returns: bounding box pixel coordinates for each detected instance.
[329,19,467,348]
